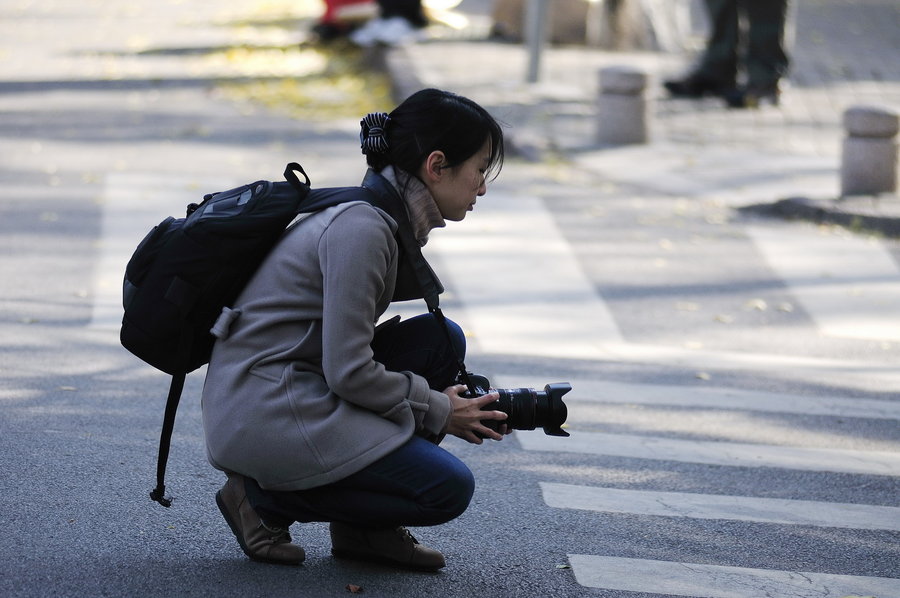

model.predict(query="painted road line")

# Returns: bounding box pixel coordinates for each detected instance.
[595,341,900,391]
[493,376,900,421]
[91,172,231,329]
[541,482,900,531]
[426,191,623,358]
[518,431,900,476]
[567,555,900,598]
[426,193,900,391]
[747,224,900,342]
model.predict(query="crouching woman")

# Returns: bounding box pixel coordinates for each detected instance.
[201,88,507,570]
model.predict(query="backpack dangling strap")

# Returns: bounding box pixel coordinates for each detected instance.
[149,371,185,507]
[149,329,193,508]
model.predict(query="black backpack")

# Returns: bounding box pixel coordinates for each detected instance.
[121,163,446,507]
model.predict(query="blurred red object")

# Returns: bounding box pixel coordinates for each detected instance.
[321,0,376,25]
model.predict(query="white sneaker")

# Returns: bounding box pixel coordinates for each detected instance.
[350,17,424,47]
[350,18,388,47]
[376,16,423,46]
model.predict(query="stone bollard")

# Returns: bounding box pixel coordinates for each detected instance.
[597,66,648,145]
[597,66,648,146]
[841,105,899,196]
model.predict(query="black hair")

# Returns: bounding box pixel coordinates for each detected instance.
[362,88,504,182]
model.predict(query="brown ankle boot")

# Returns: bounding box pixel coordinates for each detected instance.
[216,473,305,565]
[330,522,446,571]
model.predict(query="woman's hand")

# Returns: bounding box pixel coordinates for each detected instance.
[443,384,509,444]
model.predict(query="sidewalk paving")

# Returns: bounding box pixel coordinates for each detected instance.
[385,0,900,236]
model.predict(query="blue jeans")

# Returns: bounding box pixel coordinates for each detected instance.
[246,313,474,528]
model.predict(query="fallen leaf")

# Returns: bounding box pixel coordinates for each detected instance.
[675,301,700,312]
[743,298,767,311]
[346,584,363,594]
[556,564,571,569]
[695,372,711,381]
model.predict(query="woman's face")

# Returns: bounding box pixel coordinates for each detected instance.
[427,139,491,222]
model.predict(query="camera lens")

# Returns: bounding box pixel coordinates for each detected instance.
[482,383,571,437]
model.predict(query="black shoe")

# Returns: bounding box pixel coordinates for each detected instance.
[724,83,781,108]
[663,74,733,98]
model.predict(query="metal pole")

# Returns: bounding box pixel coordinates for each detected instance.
[525,0,549,83]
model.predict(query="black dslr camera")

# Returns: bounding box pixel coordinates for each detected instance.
[461,373,571,437]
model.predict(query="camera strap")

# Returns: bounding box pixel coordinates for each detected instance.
[430,305,476,393]
[388,212,474,392]
[362,169,477,394]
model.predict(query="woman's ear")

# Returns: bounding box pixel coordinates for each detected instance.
[422,150,447,183]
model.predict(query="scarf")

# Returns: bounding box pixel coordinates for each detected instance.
[379,165,445,246]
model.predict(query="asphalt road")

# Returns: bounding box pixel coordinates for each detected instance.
[1,1,898,597]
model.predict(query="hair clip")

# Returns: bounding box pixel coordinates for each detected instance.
[360,112,390,154]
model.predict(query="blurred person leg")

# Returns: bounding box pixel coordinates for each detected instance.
[726,0,789,107]
[378,0,427,27]
[664,0,739,98]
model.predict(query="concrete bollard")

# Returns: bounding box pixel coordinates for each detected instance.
[841,105,899,196]
[596,66,648,145]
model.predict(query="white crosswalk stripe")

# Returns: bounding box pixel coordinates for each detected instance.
[518,388,900,594]
[567,555,900,598]
[540,482,900,531]
[422,190,900,392]
[427,191,623,357]
[747,224,900,342]
[518,429,900,476]
[496,376,900,421]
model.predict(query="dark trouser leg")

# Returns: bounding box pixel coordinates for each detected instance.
[377,0,427,27]
[370,313,465,392]
[742,0,789,88]
[697,0,740,86]
[246,435,475,528]
[665,0,739,96]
